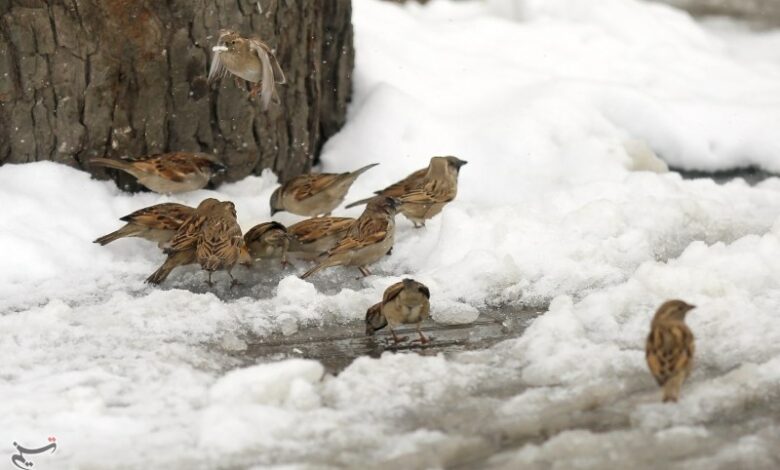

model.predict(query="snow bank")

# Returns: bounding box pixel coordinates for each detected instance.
[3,0,780,467]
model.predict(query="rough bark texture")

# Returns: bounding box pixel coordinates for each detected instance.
[0,0,354,190]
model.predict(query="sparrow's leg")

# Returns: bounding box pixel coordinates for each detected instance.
[206,272,214,287]
[388,327,408,344]
[234,76,244,89]
[228,270,241,289]
[386,247,393,256]
[411,323,429,344]
[358,266,372,277]
[249,82,262,97]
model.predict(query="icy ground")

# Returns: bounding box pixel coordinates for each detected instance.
[3,0,780,468]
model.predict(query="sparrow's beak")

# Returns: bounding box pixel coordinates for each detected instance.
[456,159,468,168]
[270,208,280,216]
[213,162,228,174]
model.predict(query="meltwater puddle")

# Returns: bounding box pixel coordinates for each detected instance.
[230,306,544,374]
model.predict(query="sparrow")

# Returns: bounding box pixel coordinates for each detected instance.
[269,163,379,217]
[146,198,221,285]
[646,300,696,403]
[346,156,467,228]
[90,152,227,194]
[300,196,399,279]
[243,221,290,266]
[94,203,194,248]
[365,278,431,344]
[195,201,246,287]
[286,216,354,261]
[208,30,286,110]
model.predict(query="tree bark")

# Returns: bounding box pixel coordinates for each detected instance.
[0,0,354,190]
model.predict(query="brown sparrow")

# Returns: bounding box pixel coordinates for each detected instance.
[90,152,227,194]
[94,203,194,248]
[270,163,379,217]
[208,30,286,110]
[300,197,399,279]
[346,156,467,227]
[287,216,354,261]
[146,198,221,285]
[365,278,431,344]
[646,300,696,403]
[195,201,246,287]
[243,221,290,266]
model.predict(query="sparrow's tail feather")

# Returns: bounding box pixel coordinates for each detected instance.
[146,251,193,285]
[344,197,374,209]
[351,163,380,178]
[93,225,139,246]
[258,47,276,111]
[90,158,139,178]
[662,373,685,403]
[299,257,340,279]
[365,303,387,335]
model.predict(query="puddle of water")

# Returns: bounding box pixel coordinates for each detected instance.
[236,307,544,374]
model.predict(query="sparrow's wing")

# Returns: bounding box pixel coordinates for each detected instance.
[382,281,405,305]
[249,39,283,109]
[120,203,194,230]
[289,217,353,244]
[122,153,193,183]
[646,323,694,386]
[288,173,343,201]
[328,214,389,255]
[208,51,228,84]
[250,39,286,84]
[166,202,220,252]
[244,222,287,244]
[376,168,427,196]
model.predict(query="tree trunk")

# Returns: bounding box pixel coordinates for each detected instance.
[0,0,354,190]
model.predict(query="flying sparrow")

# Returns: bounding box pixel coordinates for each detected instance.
[90,152,227,194]
[286,216,354,261]
[646,300,696,403]
[346,156,467,228]
[300,197,399,279]
[243,221,290,266]
[365,278,431,344]
[146,198,221,285]
[269,163,379,217]
[94,203,194,248]
[208,30,286,110]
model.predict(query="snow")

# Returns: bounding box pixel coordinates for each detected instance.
[3,0,780,467]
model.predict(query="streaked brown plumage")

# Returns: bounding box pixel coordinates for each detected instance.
[208,30,286,110]
[646,299,696,403]
[270,163,379,217]
[146,198,221,285]
[300,197,399,279]
[244,221,290,266]
[365,278,431,344]
[94,203,194,248]
[90,152,226,194]
[287,216,354,260]
[195,201,246,286]
[346,156,467,228]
